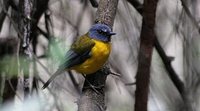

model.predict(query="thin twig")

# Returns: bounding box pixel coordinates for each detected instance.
[125,82,136,86]
[8,80,23,101]
[2,7,23,39]
[82,74,101,95]
[0,0,9,32]
[155,38,184,96]
[127,0,185,98]
[180,0,200,34]
[30,50,52,76]
[68,71,81,93]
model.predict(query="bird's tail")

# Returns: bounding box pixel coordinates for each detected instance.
[42,69,64,89]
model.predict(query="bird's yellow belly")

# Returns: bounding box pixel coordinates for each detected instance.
[72,40,111,74]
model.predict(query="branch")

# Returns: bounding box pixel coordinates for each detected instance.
[127,0,185,97]
[89,0,98,8]
[127,0,143,14]
[78,69,108,111]
[8,0,18,11]
[154,38,184,95]
[19,0,34,49]
[16,0,49,95]
[0,0,9,32]
[18,0,36,97]
[33,0,49,24]
[78,0,119,111]
[95,0,118,28]
[180,0,200,34]
[68,71,81,94]
[134,0,158,111]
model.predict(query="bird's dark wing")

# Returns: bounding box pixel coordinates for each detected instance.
[42,34,95,89]
[60,34,95,69]
[71,34,95,53]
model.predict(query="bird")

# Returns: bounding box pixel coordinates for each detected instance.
[42,23,116,89]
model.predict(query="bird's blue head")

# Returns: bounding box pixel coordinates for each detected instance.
[88,24,116,42]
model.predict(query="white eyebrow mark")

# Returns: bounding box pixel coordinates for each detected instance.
[102,29,107,32]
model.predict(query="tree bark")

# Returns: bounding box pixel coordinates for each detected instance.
[134,0,158,111]
[78,69,107,111]
[95,0,118,28]
[78,0,118,111]
[128,0,185,99]
[18,0,36,97]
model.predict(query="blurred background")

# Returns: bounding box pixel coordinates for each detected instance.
[0,0,200,111]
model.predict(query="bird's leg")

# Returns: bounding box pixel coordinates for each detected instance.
[81,74,102,94]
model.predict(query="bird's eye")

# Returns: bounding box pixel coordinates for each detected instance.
[97,30,103,34]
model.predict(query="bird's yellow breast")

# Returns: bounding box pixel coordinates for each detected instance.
[72,39,111,74]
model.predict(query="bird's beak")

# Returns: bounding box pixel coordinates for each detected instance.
[109,32,116,36]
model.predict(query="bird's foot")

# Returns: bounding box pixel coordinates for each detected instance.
[82,74,103,94]
[82,84,104,94]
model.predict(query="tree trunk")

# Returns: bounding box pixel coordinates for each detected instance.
[134,0,158,111]
[78,0,119,111]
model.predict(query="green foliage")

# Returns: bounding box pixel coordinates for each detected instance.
[48,38,71,64]
[0,56,30,77]
[0,56,18,77]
